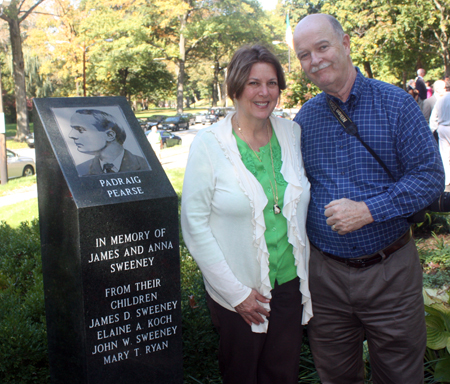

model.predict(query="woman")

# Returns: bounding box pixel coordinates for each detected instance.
[407,79,419,102]
[181,45,312,384]
[426,80,434,99]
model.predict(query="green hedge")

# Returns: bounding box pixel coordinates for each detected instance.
[0,220,49,383]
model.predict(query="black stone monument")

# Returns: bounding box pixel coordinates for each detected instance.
[33,97,183,383]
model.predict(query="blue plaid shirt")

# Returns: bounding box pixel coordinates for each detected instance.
[295,68,445,258]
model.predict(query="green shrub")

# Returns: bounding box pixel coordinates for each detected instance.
[423,287,450,383]
[415,213,450,235]
[0,220,49,383]
[417,233,450,289]
[180,244,221,383]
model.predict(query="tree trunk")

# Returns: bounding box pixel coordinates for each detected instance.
[177,31,186,114]
[443,49,450,78]
[363,61,373,79]
[9,18,29,141]
[118,68,128,97]
[212,62,220,107]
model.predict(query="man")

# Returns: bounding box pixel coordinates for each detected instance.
[293,14,444,384]
[69,109,149,176]
[416,68,427,110]
[423,79,446,125]
[430,79,450,188]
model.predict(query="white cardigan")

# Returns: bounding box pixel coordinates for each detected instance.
[181,113,312,332]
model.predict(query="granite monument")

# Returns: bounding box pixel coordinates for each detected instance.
[33,97,182,383]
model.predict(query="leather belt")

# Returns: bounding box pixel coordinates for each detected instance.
[321,228,412,269]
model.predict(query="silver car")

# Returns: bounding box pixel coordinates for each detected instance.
[7,149,35,179]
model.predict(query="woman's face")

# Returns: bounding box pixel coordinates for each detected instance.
[235,62,280,122]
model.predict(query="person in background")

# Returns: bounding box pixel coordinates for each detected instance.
[430,79,450,189]
[423,79,446,125]
[407,79,419,102]
[181,44,311,384]
[147,125,161,160]
[416,68,427,110]
[293,14,444,384]
[426,80,434,99]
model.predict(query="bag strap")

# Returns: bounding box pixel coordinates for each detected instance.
[326,96,396,182]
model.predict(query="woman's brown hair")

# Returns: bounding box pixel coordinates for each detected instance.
[226,44,286,100]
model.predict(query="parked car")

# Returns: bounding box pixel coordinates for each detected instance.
[25,133,35,148]
[146,130,182,148]
[159,115,189,131]
[272,110,291,119]
[138,115,167,131]
[195,113,206,124]
[7,149,35,179]
[180,113,195,126]
[202,111,218,125]
[137,118,148,130]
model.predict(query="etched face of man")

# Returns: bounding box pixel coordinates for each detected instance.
[69,114,110,155]
[69,110,125,156]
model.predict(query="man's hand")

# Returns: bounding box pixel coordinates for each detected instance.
[324,198,374,235]
[235,289,271,326]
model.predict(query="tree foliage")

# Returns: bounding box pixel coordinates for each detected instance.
[2,0,450,118]
[26,0,273,112]
[0,0,46,140]
[280,0,450,106]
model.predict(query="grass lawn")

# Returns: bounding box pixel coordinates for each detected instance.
[166,168,185,194]
[0,175,37,196]
[0,198,38,228]
[0,169,184,228]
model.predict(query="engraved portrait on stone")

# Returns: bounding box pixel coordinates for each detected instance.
[52,106,150,176]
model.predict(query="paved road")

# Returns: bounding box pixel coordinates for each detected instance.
[1,122,207,207]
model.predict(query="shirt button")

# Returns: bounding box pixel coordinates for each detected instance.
[340,146,343,149]
[272,227,276,232]
[341,172,345,175]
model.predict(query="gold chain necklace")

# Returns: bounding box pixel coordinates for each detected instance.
[268,132,281,215]
[235,117,281,215]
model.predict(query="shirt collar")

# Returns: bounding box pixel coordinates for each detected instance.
[324,66,365,107]
[99,149,125,173]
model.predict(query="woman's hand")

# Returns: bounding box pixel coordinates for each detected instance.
[235,289,271,326]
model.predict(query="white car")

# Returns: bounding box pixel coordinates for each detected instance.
[7,149,35,179]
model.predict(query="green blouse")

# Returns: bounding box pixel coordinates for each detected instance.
[233,129,297,289]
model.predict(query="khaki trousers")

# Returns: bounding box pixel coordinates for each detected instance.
[308,238,426,384]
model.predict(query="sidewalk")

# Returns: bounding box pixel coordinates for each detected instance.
[0,185,38,207]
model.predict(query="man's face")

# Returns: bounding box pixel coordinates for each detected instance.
[294,16,351,94]
[69,114,110,155]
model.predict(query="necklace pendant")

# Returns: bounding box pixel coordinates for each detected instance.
[273,204,281,215]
